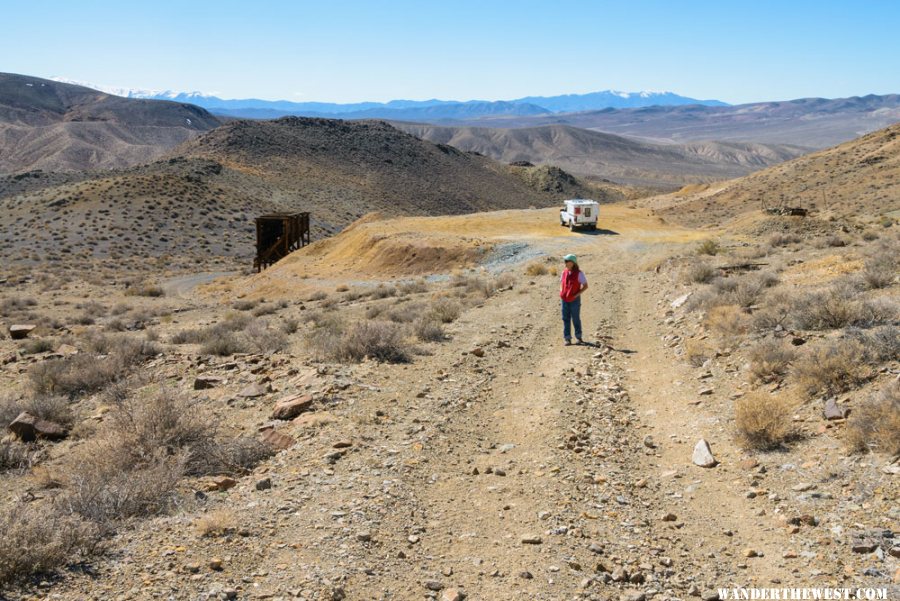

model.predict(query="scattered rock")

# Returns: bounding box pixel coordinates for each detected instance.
[8,412,67,442]
[255,477,272,491]
[442,588,464,601]
[356,531,373,542]
[332,439,353,449]
[520,534,542,544]
[193,375,225,390]
[271,394,314,420]
[259,427,295,450]
[470,348,485,358]
[8,325,36,340]
[238,382,269,398]
[206,476,237,492]
[209,557,223,571]
[823,398,850,420]
[660,512,677,522]
[671,293,691,309]
[692,439,717,468]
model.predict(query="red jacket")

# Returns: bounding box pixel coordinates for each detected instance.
[560,269,585,302]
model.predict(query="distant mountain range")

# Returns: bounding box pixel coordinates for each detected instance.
[50,78,727,120]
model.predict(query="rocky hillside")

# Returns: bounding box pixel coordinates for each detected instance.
[396,123,809,187]
[650,122,900,227]
[0,73,221,174]
[0,118,601,270]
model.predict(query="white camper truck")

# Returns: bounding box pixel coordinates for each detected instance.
[559,199,599,231]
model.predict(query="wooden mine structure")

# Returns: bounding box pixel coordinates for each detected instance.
[254,212,310,272]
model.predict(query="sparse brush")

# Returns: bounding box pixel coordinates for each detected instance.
[846,381,900,455]
[0,502,100,585]
[20,338,54,355]
[0,440,41,473]
[734,391,797,451]
[308,291,328,302]
[792,338,874,397]
[683,261,718,284]
[398,279,428,295]
[684,338,712,367]
[428,299,462,323]
[769,233,802,247]
[242,319,288,354]
[525,261,548,276]
[696,239,721,256]
[748,338,795,383]
[195,509,237,538]
[414,317,445,342]
[124,282,165,297]
[705,305,750,338]
[308,320,410,363]
[370,285,397,300]
[232,299,258,311]
[861,253,898,289]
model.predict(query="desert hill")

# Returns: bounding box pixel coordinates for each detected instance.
[647,122,900,227]
[0,118,609,270]
[395,123,808,187]
[0,73,221,174]
[439,95,900,149]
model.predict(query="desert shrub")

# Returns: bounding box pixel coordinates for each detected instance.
[364,305,384,320]
[252,303,279,317]
[0,502,99,585]
[20,338,54,355]
[751,291,794,332]
[30,355,121,398]
[734,392,797,450]
[0,440,40,473]
[525,261,548,276]
[398,279,428,295]
[696,239,721,256]
[383,302,425,324]
[705,305,750,338]
[195,509,237,538]
[846,325,900,363]
[232,299,258,311]
[17,395,74,428]
[683,261,718,284]
[846,382,900,454]
[790,285,861,330]
[684,338,712,367]
[823,235,847,248]
[428,298,462,323]
[0,296,37,317]
[748,338,795,383]
[496,273,515,290]
[201,332,249,356]
[124,282,165,297]
[414,317,445,342]
[29,336,158,398]
[309,320,410,363]
[242,319,289,354]
[792,339,873,397]
[308,291,328,302]
[769,233,801,247]
[62,442,186,526]
[369,285,396,300]
[281,318,299,334]
[861,254,898,289]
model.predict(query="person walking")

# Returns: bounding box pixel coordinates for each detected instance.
[560,254,588,345]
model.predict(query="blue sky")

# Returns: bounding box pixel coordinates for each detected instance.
[2,0,897,104]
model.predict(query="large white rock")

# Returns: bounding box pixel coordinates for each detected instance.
[692,439,717,468]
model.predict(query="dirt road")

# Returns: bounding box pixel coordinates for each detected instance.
[51,208,895,600]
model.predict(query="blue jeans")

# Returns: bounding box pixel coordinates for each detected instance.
[561,297,582,341]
